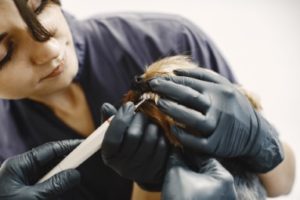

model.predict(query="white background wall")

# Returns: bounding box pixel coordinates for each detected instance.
[62,0,300,199]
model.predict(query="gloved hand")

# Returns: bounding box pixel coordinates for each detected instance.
[149,67,284,173]
[0,140,81,200]
[162,149,237,200]
[101,102,170,191]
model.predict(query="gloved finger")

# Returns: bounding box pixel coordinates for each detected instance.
[199,158,230,178]
[150,135,169,171]
[33,169,81,199]
[165,147,186,169]
[102,102,135,159]
[101,103,117,123]
[171,126,214,154]
[149,78,210,112]
[30,140,82,167]
[157,98,214,133]
[18,140,82,177]
[162,164,196,200]
[134,135,169,183]
[174,68,230,84]
[199,159,232,180]
[133,122,159,159]
[117,113,148,159]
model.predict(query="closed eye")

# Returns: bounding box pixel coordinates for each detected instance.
[27,0,50,14]
[0,42,14,70]
[34,0,49,14]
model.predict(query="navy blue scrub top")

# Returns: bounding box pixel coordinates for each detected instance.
[0,12,236,199]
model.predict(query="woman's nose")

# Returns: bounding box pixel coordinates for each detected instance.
[30,37,61,66]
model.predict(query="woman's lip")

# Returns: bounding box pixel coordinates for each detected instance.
[40,61,65,81]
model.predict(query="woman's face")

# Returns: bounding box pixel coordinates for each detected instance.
[0,0,78,99]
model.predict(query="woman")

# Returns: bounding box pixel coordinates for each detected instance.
[0,0,295,199]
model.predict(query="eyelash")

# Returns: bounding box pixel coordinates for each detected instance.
[34,0,49,14]
[0,42,14,70]
[0,1,50,70]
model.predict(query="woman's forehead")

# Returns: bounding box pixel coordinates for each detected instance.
[0,0,18,18]
[0,0,14,9]
[0,0,25,32]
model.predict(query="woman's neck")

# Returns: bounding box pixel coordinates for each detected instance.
[29,82,95,136]
[29,83,82,114]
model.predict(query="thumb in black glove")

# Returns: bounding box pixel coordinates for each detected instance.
[100,102,117,122]
[0,140,82,200]
[162,149,237,200]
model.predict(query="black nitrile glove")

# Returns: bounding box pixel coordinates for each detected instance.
[0,140,81,200]
[101,102,169,191]
[149,67,284,173]
[162,149,237,200]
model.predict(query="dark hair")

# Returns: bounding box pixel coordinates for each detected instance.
[13,0,61,42]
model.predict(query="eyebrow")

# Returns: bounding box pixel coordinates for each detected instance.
[0,32,8,44]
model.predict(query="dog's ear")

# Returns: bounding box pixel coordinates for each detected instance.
[236,85,262,111]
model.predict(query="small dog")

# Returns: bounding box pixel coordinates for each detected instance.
[123,55,266,200]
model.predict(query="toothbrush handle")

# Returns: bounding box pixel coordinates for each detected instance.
[38,116,114,183]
